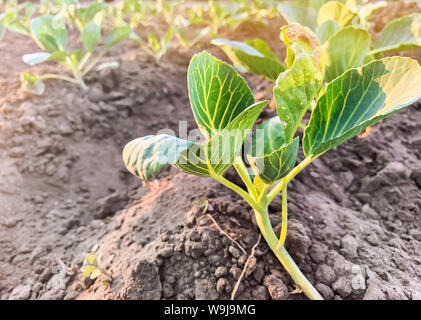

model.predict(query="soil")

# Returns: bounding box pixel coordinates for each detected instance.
[1,2,421,300]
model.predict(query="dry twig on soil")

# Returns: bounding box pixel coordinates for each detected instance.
[206,214,247,255]
[231,234,262,300]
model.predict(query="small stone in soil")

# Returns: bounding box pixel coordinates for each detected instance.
[216,278,228,294]
[341,234,359,258]
[315,283,334,300]
[332,277,352,298]
[263,275,288,300]
[228,245,241,258]
[315,264,337,286]
[215,266,228,278]
[8,284,32,300]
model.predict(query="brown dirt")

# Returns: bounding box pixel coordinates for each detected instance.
[1,3,421,300]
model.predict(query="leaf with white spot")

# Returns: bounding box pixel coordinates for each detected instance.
[274,24,324,143]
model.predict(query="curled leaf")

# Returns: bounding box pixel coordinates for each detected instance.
[123,135,194,181]
[20,72,45,96]
[275,24,324,142]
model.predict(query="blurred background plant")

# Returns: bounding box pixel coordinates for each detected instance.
[1,0,420,95]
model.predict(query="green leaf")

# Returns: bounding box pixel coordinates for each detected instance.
[247,116,299,184]
[23,51,68,66]
[248,137,299,184]
[148,33,160,53]
[86,253,97,265]
[249,117,286,156]
[70,50,85,67]
[303,57,421,157]
[317,1,357,28]
[30,15,67,52]
[278,3,318,31]
[83,265,96,277]
[187,51,255,138]
[176,23,205,47]
[49,50,68,63]
[104,25,131,49]
[22,52,51,66]
[124,101,268,180]
[211,38,285,81]
[79,2,106,27]
[90,269,102,280]
[20,72,45,96]
[315,20,339,44]
[162,24,174,50]
[324,27,371,82]
[274,24,324,143]
[372,13,421,55]
[6,21,30,36]
[82,21,101,52]
[176,101,269,177]
[124,52,268,180]
[253,175,267,195]
[123,134,194,181]
[205,100,269,175]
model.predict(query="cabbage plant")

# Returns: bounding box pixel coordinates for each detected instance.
[122,24,421,300]
[20,14,130,94]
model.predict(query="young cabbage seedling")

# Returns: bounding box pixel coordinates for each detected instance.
[206,0,250,37]
[20,14,130,94]
[130,24,175,64]
[110,0,155,29]
[123,24,421,300]
[1,0,35,41]
[174,15,211,49]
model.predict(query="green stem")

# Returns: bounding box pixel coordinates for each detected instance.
[297,122,306,129]
[64,56,89,90]
[233,157,256,197]
[40,74,80,84]
[41,73,87,90]
[81,49,108,77]
[78,52,92,71]
[254,206,323,300]
[257,183,270,203]
[277,179,288,249]
[267,156,315,203]
[212,159,323,299]
[212,174,263,212]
